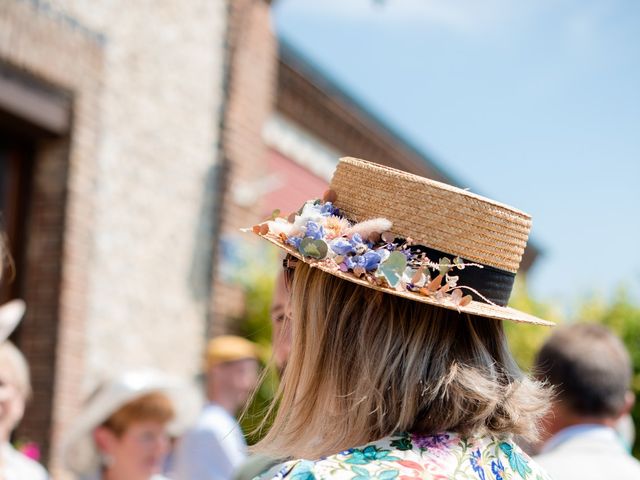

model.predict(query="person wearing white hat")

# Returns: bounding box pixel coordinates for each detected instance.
[0,299,48,479]
[63,370,194,480]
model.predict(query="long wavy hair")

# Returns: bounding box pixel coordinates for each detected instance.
[253,261,549,460]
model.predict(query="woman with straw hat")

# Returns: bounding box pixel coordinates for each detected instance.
[249,157,553,480]
[63,370,196,480]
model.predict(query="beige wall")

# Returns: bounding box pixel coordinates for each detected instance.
[49,0,228,382]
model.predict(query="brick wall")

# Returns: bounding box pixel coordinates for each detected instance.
[209,0,279,335]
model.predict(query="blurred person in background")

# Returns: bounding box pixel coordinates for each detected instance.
[63,370,190,480]
[171,335,259,480]
[533,323,640,479]
[0,299,48,479]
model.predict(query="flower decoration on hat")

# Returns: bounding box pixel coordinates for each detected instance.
[251,190,490,309]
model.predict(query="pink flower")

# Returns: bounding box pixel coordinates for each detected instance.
[18,442,41,461]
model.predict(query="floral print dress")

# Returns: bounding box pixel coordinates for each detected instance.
[264,432,551,480]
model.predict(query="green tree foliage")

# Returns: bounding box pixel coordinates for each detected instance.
[504,278,563,369]
[231,242,281,444]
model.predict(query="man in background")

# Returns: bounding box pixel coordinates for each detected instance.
[171,335,259,480]
[533,323,640,479]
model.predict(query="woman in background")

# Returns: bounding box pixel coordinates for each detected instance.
[0,317,49,479]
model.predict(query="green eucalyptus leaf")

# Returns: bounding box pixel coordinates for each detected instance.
[453,256,465,270]
[439,257,452,275]
[299,237,328,259]
[379,251,407,287]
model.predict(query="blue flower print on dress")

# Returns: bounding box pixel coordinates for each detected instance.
[469,449,486,480]
[261,433,551,480]
[491,458,505,480]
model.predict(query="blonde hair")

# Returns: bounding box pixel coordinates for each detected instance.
[0,341,31,399]
[102,392,175,438]
[254,262,549,460]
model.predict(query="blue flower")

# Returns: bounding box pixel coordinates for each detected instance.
[320,202,339,216]
[305,221,324,240]
[362,250,382,271]
[286,236,302,249]
[491,459,505,480]
[343,256,356,270]
[352,255,367,268]
[330,237,355,255]
[469,449,486,480]
[350,233,369,255]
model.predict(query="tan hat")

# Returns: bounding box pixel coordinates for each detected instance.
[0,299,25,342]
[249,157,553,326]
[206,335,260,368]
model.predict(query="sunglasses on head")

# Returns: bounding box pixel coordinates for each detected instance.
[282,255,298,292]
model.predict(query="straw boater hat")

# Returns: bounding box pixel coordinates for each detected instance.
[0,299,25,342]
[62,370,199,475]
[250,157,552,326]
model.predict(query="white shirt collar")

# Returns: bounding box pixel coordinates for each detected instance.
[540,424,623,454]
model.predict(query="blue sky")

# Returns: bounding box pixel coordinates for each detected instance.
[273,0,640,312]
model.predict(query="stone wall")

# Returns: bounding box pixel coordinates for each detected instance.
[47,0,228,380]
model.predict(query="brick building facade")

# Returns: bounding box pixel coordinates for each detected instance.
[0,0,228,475]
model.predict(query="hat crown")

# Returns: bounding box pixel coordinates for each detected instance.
[330,157,531,274]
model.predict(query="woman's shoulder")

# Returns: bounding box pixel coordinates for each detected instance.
[264,433,552,480]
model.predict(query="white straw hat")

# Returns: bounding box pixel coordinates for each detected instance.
[0,299,25,342]
[62,370,200,475]
[250,157,553,326]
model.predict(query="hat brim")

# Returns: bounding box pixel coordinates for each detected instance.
[259,232,553,327]
[62,372,201,475]
[0,299,25,342]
